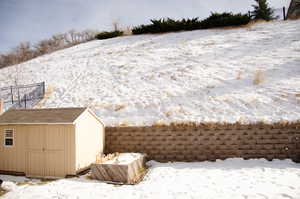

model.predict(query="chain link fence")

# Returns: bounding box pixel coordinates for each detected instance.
[0,82,45,110]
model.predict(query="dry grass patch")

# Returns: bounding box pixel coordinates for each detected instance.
[0,187,7,197]
[207,85,216,89]
[296,94,300,104]
[155,120,300,129]
[216,19,267,31]
[236,71,242,80]
[253,70,265,85]
[115,104,126,111]
[165,111,172,117]
[119,121,130,127]
[91,103,113,109]
[164,91,175,97]
[37,179,55,185]
[170,75,177,81]
[165,107,187,117]
[16,179,55,186]
[288,16,300,20]
[203,41,216,46]
[96,152,119,163]
[130,166,148,185]
[123,27,132,36]
[35,86,55,108]
[153,120,168,127]
[107,120,300,129]
[16,181,35,186]
[85,174,94,180]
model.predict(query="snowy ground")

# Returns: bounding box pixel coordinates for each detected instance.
[1,159,300,199]
[0,20,299,126]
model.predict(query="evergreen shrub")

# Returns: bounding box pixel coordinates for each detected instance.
[95,30,124,40]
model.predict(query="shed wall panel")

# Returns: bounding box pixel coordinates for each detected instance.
[0,124,76,177]
[75,111,104,172]
[0,125,26,172]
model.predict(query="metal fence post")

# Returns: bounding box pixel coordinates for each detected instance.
[283,7,286,20]
[24,94,27,109]
[10,86,14,104]
[42,82,45,98]
[17,87,20,107]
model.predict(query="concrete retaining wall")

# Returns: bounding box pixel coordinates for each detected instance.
[105,123,300,162]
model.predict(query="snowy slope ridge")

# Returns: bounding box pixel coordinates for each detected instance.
[0,20,299,126]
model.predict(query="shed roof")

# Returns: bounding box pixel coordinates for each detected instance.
[0,107,87,125]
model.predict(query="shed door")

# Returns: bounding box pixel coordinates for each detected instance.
[26,128,45,177]
[26,126,65,178]
[44,128,65,177]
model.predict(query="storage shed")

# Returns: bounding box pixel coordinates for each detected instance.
[0,107,105,178]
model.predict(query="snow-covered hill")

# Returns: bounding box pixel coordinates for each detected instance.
[0,20,299,126]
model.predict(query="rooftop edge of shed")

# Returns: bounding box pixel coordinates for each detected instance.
[0,107,102,125]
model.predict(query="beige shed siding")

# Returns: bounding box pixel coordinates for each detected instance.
[75,110,104,171]
[0,125,26,172]
[0,125,76,177]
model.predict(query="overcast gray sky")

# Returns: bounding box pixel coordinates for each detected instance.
[0,0,291,53]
